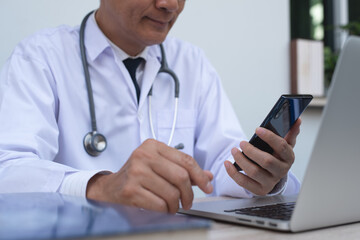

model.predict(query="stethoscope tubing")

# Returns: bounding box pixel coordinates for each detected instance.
[80,10,181,156]
[80,11,98,133]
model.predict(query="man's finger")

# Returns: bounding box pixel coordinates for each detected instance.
[141,168,182,213]
[239,142,288,178]
[191,170,213,185]
[224,160,268,196]
[284,118,302,148]
[130,187,169,213]
[157,143,213,194]
[255,127,294,164]
[232,146,275,183]
[149,156,194,210]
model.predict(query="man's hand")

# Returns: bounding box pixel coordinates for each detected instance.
[86,139,213,213]
[224,119,301,196]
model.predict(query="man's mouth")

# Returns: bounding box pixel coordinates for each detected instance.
[146,16,172,28]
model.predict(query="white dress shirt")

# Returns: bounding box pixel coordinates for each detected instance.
[0,13,300,198]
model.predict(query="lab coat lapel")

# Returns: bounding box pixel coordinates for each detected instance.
[138,56,161,109]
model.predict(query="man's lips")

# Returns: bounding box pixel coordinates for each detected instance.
[146,16,172,27]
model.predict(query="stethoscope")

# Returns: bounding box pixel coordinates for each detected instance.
[80,11,183,156]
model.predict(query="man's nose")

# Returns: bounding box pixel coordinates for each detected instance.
[155,0,183,12]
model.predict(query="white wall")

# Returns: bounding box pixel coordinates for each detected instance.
[171,0,292,137]
[170,0,321,182]
[0,0,320,192]
[0,0,100,67]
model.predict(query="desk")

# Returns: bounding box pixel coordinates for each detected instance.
[113,221,360,240]
[3,193,358,240]
[112,197,360,240]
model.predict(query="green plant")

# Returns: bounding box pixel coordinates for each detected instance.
[324,20,360,87]
[324,46,338,87]
[339,21,360,36]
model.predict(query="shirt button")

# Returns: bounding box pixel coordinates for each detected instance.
[138,113,143,121]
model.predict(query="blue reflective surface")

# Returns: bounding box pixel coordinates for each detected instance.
[0,193,210,240]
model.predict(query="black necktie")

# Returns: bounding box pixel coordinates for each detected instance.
[123,58,143,104]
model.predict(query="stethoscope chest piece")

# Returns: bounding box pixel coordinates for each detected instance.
[83,131,107,156]
[80,11,181,156]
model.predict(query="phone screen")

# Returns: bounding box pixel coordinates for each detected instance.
[234,95,313,171]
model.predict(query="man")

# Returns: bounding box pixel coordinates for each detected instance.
[0,0,300,213]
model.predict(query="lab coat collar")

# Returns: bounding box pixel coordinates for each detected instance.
[138,45,162,109]
[84,11,111,62]
[85,12,154,64]
[83,11,165,109]
[107,40,149,62]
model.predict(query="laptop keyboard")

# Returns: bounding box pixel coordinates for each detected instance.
[224,202,295,221]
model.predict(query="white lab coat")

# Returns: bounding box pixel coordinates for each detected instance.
[0,15,300,198]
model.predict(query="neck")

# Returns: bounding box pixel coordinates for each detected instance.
[95,11,145,56]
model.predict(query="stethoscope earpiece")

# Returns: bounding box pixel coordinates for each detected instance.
[83,131,107,157]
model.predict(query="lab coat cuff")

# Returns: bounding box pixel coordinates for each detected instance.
[266,174,288,196]
[228,149,288,197]
[247,175,288,198]
[58,170,111,198]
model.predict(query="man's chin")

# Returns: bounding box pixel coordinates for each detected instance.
[143,37,168,47]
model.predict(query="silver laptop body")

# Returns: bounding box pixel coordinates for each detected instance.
[179,36,360,232]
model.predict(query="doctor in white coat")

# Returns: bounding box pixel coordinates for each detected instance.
[0,0,301,213]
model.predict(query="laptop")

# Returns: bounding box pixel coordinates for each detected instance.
[179,36,360,232]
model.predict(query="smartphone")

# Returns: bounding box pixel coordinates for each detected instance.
[234,94,313,171]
